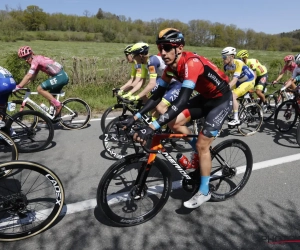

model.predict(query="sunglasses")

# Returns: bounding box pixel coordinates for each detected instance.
[157,44,176,53]
[222,55,228,60]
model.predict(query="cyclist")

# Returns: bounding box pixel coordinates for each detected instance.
[16,46,69,116]
[117,43,148,98]
[0,66,16,127]
[122,28,232,208]
[283,54,300,89]
[272,55,297,85]
[222,47,255,126]
[236,50,268,111]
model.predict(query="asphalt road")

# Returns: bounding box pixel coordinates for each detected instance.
[2,116,300,250]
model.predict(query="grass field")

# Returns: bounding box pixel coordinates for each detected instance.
[0,40,294,116]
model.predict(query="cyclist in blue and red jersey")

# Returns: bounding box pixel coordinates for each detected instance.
[16,46,69,116]
[121,28,232,208]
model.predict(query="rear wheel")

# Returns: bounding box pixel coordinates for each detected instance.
[274,100,298,133]
[59,98,91,129]
[0,161,65,241]
[101,105,130,133]
[5,110,54,153]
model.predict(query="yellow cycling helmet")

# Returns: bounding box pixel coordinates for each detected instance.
[237,50,249,58]
[130,42,149,56]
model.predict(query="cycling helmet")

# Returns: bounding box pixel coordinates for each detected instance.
[237,50,249,58]
[18,46,33,58]
[130,42,149,56]
[221,47,236,56]
[284,55,294,62]
[156,28,185,46]
[124,44,133,55]
[295,53,300,64]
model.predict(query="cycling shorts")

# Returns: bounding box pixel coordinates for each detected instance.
[0,77,16,105]
[182,90,232,138]
[254,73,268,91]
[232,80,255,97]
[41,70,69,93]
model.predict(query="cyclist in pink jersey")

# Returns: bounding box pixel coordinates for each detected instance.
[272,55,297,84]
[16,46,69,116]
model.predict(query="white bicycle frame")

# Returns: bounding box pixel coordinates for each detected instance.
[14,89,74,121]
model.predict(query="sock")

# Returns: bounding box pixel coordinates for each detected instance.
[199,176,210,195]
[51,99,61,107]
[187,137,197,151]
[233,110,239,120]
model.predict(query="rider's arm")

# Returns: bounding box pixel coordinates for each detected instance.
[229,76,239,89]
[135,77,156,99]
[18,73,34,88]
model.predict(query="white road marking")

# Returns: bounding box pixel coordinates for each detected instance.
[59,153,300,217]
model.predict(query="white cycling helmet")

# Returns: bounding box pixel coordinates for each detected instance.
[221,47,236,56]
[295,53,300,64]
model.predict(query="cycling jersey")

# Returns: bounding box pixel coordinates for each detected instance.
[131,60,148,78]
[224,59,255,85]
[147,55,165,78]
[0,66,16,105]
[292,66,300,84]
[244,58,267,76]
[162,52,230,99]
[281,62,297,74]
[28,55,63,76]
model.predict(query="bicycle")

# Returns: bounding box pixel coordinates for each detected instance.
[102,95,199,159]
[274,88,300,133]
[97,128,253,226]
[9,88,91,130]
[0,107,54,153]
[228,90,263,136]
[0,160,65,241]
[0,130,18,163]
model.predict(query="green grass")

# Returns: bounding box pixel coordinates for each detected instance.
[1,40,294,116]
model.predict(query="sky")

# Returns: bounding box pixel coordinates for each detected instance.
[1,0,299,35]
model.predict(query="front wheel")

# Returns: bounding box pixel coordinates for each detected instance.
[263,95,278,121]
[274,100,298,133]
[0,161,65,241]
[59,98,91,129]
[97,153,172,226]
[5,110,54,153]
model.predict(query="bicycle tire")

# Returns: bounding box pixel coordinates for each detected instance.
[97,153,172,226]
[5,110,54,153]
[263,95,278,121]
[296,122,300,147]
[103,116,144,159]
[59,98,91,129]
[209,139,253,201]
[0,130,18,163]
[101,104,132,133]
[274,100,298,133]
[238,102,263,136]
[0,161,65,241]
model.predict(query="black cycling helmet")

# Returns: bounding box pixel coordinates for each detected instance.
[156,28,185,46]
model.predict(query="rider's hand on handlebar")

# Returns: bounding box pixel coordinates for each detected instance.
[128,95,139,101]
[133,126,155,146]
[272,80,277,85]
[122,92,132,99]
[117,89,124,96]
[13,84,21,92]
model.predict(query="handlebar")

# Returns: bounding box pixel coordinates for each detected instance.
[12,88,31,98]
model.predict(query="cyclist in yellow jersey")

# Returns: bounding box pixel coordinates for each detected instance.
[237,50,268,111]
[222,47,255,126]
[117,44,148,97]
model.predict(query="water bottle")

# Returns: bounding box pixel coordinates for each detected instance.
[49,105,55,115]
[176,153,190,168]
[40,103,49,112]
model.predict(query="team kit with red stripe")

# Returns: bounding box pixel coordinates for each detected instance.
[140,51,232,137]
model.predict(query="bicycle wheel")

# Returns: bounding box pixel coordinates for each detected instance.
[59,98,91,129]
[296,122,300,147]
[103,116,144,159]
[97,153,172,226]
[274,100,298,133]
[263,95,278,121]
[0,161,65,241]
[101,104,131,133]
[5,110,54,153]
[209,139,253,201]
[0,130,18,163]
[238,102,263,136]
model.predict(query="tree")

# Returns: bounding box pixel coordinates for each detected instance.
[96,8,104,19]
[23,5,47,31]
